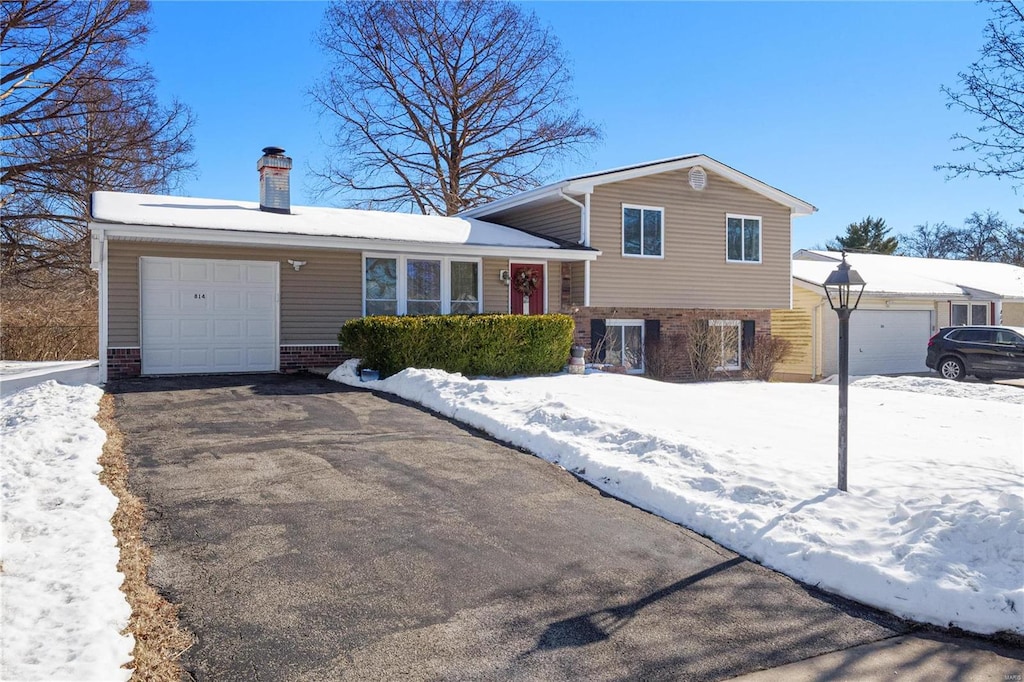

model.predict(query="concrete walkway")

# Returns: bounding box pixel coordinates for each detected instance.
[111,374,1022,681]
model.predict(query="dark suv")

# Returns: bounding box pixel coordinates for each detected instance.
[926,325,1024,380]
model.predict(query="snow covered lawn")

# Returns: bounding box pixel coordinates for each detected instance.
[1,381,132,681]
[330,363,1024,637]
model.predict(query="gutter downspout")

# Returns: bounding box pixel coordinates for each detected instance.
[584,192,592,306]
[90,225,108,384]
[813,297,826,380]
[559,190,593,307]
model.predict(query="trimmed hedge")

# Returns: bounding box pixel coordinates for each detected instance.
[339,314,575,378]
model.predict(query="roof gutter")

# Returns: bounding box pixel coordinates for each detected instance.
[94,223,601,261]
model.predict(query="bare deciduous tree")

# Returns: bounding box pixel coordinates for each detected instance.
[898,210,1024,265]
[1,0,194,288]
[311,0,600,216]
[939,0,1024,183]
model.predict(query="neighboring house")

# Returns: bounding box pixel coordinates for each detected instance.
[462,155,815,376]
[773,250,1024,380]
[90,148,597,382]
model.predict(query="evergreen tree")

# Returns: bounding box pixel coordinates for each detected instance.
[826,216,899,254]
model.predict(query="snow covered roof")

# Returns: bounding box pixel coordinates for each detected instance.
[89,191,573,251]
[461,154,816,219]
[793,250,1024,299]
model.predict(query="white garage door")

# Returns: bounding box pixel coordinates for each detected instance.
[848,310,932,375]
[141,257,278,375]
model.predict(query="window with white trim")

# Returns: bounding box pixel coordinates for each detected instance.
[726,214,761,263]
[604,319,644,373]
[364,255,482,316]
[951,302,989,326]
[709,319,741,370]
[622,205,663,257]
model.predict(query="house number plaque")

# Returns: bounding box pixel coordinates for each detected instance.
[194,293,206,299]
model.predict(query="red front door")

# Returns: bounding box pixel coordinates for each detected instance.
[509,263,544,315]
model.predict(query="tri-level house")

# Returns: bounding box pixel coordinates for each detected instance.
[462,155,816,375]
[90,150,814,382]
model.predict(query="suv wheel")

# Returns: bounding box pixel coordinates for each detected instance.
[938,356,966,381]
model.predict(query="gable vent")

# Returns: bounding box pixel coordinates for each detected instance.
[689,166,707,191]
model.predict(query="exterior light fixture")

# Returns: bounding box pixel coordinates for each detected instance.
[823,251,866,492]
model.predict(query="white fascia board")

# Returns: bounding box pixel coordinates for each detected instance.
[566,156,817,216]
[793,278,957,300]
[957,284,1020,300]
[100,223,600,261]
[459,182,572,218]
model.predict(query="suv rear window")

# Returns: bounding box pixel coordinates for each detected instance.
[995,330,1024,345]
[952,329,997,343]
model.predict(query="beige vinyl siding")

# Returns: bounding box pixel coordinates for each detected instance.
[588,169,792,309]
[482,257,509,313]
[483,198,581,244]
[107,241,361,346]
[1002,302,1024,326]
[570,262,585,307]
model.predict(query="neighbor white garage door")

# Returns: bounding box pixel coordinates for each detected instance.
[141,257,278,375]
[848,310,932,375]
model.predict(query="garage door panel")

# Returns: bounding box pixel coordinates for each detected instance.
[180,318,211,339]
[246,319,274,339]
[214,290,242,310]
[247,292,276,313]
[144,260,175,281]
[246,264,277,284]
[212,347,244,368]
[214,263,243,283]
[214,319,243,340]
[178,261,211,282]
[246,348,276,367]
[141,258,278,375]
[144,318,176,339]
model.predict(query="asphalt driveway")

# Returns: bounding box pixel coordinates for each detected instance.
[111,373,908,681]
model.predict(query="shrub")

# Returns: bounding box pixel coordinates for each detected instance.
[338,313,575,378]
[743,335,793,382]
[0,277,98,360]
[643,336,685,381]
[686,317,725,382]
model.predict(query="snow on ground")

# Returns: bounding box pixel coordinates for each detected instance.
[1,381,133,681]
[330,362,1024,636]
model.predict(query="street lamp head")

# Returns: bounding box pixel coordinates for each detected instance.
[823,251,866,311]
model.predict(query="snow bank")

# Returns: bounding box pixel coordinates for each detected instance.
[329,361,1024,636]
[1,381,133,681]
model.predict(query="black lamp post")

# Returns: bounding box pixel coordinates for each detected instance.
[823,252,866,492]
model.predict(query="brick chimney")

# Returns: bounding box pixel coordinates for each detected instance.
[257,146,292,214]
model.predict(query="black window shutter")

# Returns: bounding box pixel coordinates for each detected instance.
[644,319,660,357]
[591,319,606,362]
[742,320,756,366]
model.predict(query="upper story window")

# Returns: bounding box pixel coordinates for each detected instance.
[364,255,481,316]
[622,205,663,258]
[726,214,761,263]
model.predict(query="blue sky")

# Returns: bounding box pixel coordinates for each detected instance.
[142,1,1018,250]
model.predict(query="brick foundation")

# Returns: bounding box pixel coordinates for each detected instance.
[566,306,772,381]
[279,344,350,372]
[107,345,348,378]
[107,347,142,379]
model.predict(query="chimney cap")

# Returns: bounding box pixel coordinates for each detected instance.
[262,146,286,156]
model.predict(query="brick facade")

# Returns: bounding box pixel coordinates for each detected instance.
[279,345,350,372]
[566,306,772,381]
[107,347,142,379]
